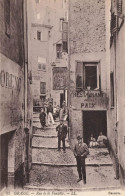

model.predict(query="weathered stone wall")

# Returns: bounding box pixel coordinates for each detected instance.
[70,109,83,148]
[0,0,32,188]
[69,0,107,145]
[69,0,106,54]
[0,0,24,66]
[28,0,68,105]
[108,0,125,186]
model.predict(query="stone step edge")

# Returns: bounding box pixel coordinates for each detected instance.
[24,185,120,192]
[33,118,59,122]
[31,162,113,167]
[32,145,70,149]
[33,126,57,130]
[33,134,57,138]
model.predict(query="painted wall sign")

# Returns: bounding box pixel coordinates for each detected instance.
[70,89,105,98]
[0,70,21,91]
[81,102,95,108]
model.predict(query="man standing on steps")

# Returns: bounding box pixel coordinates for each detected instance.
[56,120,67,152]
[74,135,89,184]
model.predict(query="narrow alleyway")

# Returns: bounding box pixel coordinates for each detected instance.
[24,113,121,191]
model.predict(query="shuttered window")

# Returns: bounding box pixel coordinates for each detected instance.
[76,62,83,89]
[76,62,100,91]
[117,0,122,14]
[4,0,10,36]
[110,72,114,107]
[56,44,62,58]
[40,82,46,94]
[37,31,42,40]
[111,13,117,35]
[62,22,68,52]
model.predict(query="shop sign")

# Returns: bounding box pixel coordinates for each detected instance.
[81,102,95,108]
[53,67,68,90]
[71,89,104,98]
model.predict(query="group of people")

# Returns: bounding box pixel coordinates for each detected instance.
[39,103,56,130]
[55,121,108,185]
[89,132,108,148]
[39,101,69,130]
[39,102,107,185]
[55,119,89,184]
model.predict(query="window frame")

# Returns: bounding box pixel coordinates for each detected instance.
[37,31,42,41]
[76,61,100,91]
[40,82,46,95]
[38,56,46,72]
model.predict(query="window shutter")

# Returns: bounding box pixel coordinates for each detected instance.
[40,82,46,94]
[62,22,68,52]
[62,22,68,41]
[56,44,62,58]
[4,0,10,35]
[76,62,83,89]
[110,72,114,107]
[117,0,122,14]
[111,12,117,34]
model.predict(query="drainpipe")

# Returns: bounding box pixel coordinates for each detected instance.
[114,29,119,179]
[23,0,30,184]
[23,0,28,128]
[67,0,71,140]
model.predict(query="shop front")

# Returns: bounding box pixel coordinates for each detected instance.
[70,90,109,146]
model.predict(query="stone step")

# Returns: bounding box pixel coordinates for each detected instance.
[33,122,58,129]
[32,137,70,149]
[24,185,121,192]
[32,148,76,166]
[25,165,120,190]
[32,148,113,166]
[33,128,58,137]
[33,134,57,138]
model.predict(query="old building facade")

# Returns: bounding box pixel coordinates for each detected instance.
[28,0,68,108]
[108,0,125,186]
[68,0,110,146]
[0,0,32,191]
[68,0,125,186]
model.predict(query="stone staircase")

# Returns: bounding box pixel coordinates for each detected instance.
[24,112,121,191]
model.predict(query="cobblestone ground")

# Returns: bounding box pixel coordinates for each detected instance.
[32,137,70,148]
[28,165,120,190]
[24,116,121,191]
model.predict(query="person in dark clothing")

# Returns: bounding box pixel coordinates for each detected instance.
[56,120,67,152]
[74,135,89,184]
[39,108,46,130]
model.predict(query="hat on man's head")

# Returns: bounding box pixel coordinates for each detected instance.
[77,135,82,140]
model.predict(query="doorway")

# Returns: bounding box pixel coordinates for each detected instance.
[60,92,65,108]
[0,134,8,191]
[83,111,107,145]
